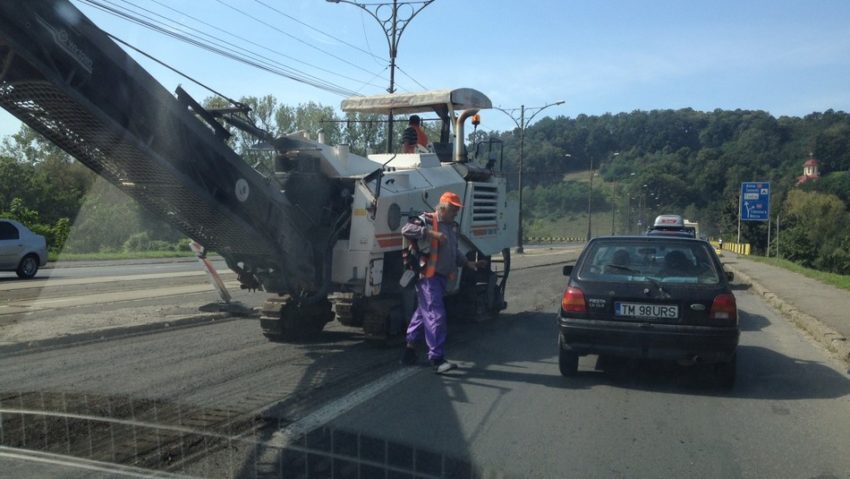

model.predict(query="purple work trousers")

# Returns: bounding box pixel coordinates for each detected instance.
[406,275,448,362]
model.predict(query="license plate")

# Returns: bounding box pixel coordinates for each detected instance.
[615,302,678,319]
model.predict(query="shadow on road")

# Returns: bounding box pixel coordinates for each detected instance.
[738,310,770,332]
[558,344,850,400]
[429,310,850,402]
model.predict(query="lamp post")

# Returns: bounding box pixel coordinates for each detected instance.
[611,191,616,235]
[586,156,594,241]
[494,100,565,253]
[587,152,619,241]
[327,0,434,152]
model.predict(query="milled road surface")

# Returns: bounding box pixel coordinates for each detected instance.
[2,246,849,478]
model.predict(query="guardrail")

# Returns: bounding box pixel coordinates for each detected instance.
[525,236,584,243]
[711,241,751,255]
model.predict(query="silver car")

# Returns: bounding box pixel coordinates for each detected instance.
[0,219,48,279]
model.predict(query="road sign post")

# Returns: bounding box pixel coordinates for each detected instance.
[738,182,771,246]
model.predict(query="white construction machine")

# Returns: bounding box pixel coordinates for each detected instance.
[0,1,518,342]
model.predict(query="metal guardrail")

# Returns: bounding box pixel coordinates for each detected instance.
[525,237,583,243]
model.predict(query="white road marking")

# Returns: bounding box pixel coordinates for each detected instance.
[0,446,192,478]
[268,367,420,447]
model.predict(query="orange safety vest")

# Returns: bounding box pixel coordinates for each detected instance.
[423,213,439,278]
[414,125,428,148]
[421,213,458,281]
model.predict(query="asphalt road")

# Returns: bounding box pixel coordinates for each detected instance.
[2,246,849,478]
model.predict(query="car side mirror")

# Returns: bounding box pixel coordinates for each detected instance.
[726,271,734,281]
[563,265,573,276]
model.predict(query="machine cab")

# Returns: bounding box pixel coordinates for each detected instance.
[340,88,493,165]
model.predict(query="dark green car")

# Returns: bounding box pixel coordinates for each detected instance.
[557,236,739,387]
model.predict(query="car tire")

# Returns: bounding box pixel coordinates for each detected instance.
[558,335,579,377]
[16,254,39,279]
[714,354,736,389]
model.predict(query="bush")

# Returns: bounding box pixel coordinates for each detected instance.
[123,232,152,252]
[778,226,817,267]
[176,237,193,252]
[149,240,174,251]
[123,233,190,252]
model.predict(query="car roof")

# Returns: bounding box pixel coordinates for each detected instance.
[0,218,23,227]
[652,214,684,228]
[645,229,695,238]
[589,235,708,245]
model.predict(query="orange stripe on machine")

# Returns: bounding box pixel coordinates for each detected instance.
[376,233,403,248]
[472,224,499,236]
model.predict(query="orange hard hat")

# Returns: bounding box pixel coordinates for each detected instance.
[440,191,463,208]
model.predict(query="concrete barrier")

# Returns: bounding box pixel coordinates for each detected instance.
[711,241,750,255]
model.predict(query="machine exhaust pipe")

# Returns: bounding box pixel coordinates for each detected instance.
[454,108,480,163]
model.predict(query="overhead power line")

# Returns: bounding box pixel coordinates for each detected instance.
[395,64,427,91]
[108,33,241,105]
[97,0,375,94]
[212,0,387,81]
[251,0,386,62]
[79,0,362,97]
[138,0,389,90]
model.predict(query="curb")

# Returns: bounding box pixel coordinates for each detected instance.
[725,264,850,365]
[0,311,236,357]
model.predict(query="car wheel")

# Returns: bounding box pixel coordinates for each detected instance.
[714,354,736,389]
[558,335,579,377]
[16,254,39,279]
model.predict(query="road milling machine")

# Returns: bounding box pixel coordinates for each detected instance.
[0,0,518,341]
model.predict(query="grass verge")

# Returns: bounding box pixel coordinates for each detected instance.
[747,256,850,292]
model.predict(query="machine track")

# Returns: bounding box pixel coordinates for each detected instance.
[259,295,334,342]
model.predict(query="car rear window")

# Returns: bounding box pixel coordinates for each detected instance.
[577,240,721,284]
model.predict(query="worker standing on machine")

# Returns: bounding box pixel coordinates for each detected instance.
[401,114,429,153]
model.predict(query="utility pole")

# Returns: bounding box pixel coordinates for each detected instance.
[327,0,434,152]
[587,156,594,241]
[611,193,616,235]
[495,100,564,253]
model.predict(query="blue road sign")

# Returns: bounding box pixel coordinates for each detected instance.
[740,182,770,221]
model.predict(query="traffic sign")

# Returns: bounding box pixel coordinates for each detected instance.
[740,182,770,221]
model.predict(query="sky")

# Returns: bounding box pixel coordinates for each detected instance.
[2,0,850,138]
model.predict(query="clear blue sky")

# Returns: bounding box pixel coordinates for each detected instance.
[2,0,850,138]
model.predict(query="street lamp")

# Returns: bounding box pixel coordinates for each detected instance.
[327,0,434,152]
[587,152,618,241]
[494,100,565,253]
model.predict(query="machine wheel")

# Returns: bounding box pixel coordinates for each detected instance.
[558,334,578,377]
[447,248,512,323]
[490,248,510,313]
[260,295,333,342]
[473,248,511,321]
[329,292,364,327]
[361,297,403,345]
[16,254,39,279]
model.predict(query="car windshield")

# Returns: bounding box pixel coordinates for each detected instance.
[578,240,722,284]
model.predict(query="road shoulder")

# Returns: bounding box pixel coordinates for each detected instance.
[722,253,850,365]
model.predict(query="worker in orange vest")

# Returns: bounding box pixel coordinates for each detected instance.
[399,191,483,373]
[401,115,429,153]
